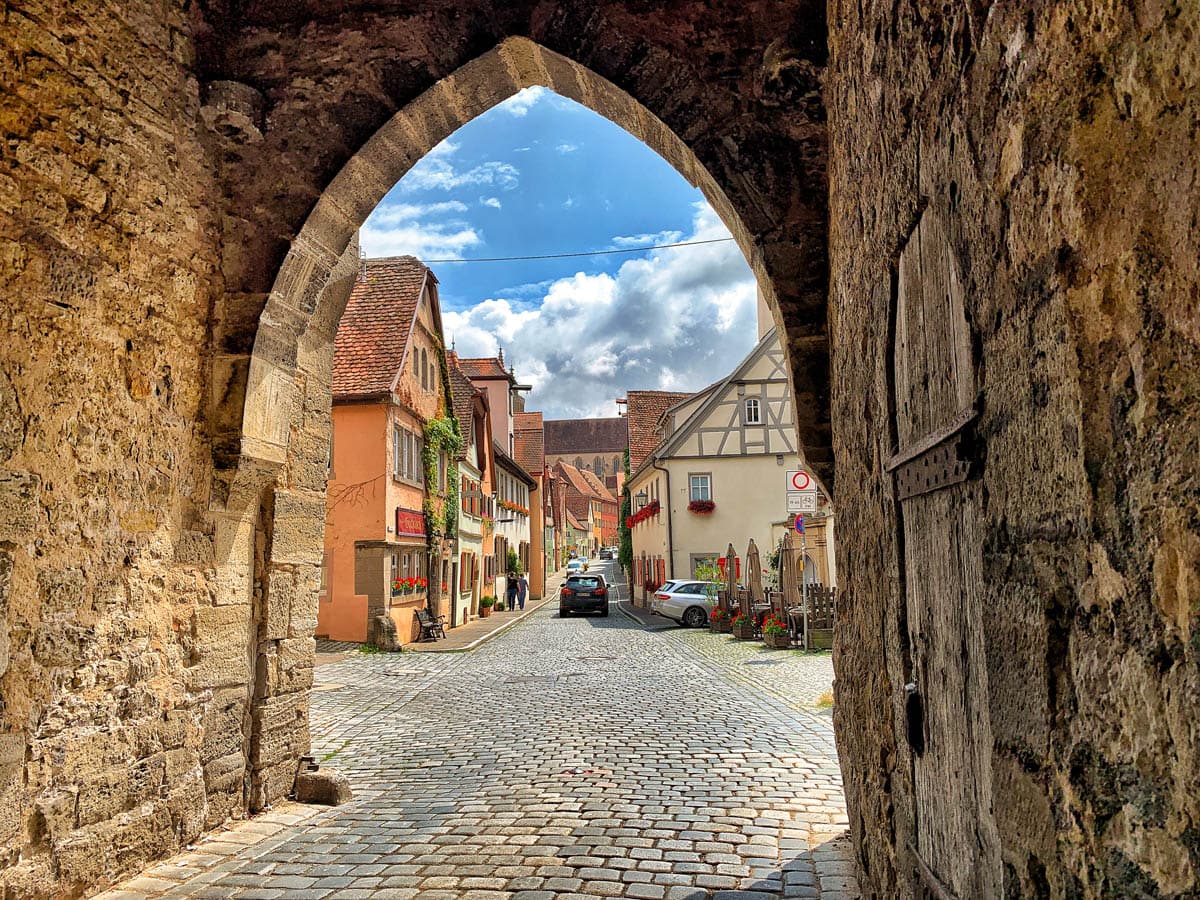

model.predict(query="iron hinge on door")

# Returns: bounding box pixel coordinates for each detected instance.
[886,404,980,501]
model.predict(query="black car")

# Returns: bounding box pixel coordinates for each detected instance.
[598,547,613,560]
[560,574,609,617]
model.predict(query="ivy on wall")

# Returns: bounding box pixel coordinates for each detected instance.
[421,335,464,540]
[618,448,633,573]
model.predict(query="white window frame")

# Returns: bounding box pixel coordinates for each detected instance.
[689,473,712,502]
[744,397,762,425]
[392,424,402,478]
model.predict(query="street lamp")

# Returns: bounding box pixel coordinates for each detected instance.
[635,489,647,511]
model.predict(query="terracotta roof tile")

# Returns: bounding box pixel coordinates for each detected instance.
[565,510,584,530]
[495,445,536,486]
[458,357,510,379]
[579,468,616,503]
[332,257,429,398]
[626,390,694,469]
[543,417,628,454]
[513,412,544,475]
[447,356,483,460]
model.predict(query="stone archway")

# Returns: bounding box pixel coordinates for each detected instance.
[3,3,1198,898]
[225,33,831,844]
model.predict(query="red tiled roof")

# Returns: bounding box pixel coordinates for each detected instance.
[543,417,628,454]
[579,468,616,503]
[513,412,544,475]
[495,445,536,486]
[447,356,483,460]
[458,357,509,380]
[626,390,693,469]
[565,510,584,531]
[332,257,428,399]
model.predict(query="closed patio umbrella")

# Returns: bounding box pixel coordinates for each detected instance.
[781,531,805,646]
[724,543,742,614]
[747,538,765,608]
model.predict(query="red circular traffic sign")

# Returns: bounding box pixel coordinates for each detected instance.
[789,470,811,491]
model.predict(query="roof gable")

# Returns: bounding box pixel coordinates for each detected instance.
[626,390,693,469]
[332,256,431,399]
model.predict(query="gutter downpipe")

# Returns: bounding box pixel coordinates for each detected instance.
[651,457,675,579]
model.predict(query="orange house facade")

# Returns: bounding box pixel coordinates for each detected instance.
[319,256,453,645]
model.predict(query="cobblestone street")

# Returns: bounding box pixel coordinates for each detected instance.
[103,599,856,900]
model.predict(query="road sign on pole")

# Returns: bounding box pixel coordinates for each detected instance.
[794,515,805,534]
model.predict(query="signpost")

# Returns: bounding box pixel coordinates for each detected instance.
[795,514,809,649]
[785,469,818,648]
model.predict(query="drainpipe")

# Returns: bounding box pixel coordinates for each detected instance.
[651,458,674,579]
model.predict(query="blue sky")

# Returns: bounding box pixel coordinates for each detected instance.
[360,86,760,419]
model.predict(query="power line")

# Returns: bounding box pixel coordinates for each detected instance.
[418,236,735,264]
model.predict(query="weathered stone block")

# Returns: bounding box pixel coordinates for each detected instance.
[293,767,352,805]
[269,491,326,565]
[0,472,40,542]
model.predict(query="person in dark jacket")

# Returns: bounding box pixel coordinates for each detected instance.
[505,574,519,612]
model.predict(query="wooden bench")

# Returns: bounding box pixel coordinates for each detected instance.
[415,608,447,642]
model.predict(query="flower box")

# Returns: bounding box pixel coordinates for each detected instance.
[687,499,715,514]
[731,620,757,640]
[710,618,733,634]
[763,631,792,649]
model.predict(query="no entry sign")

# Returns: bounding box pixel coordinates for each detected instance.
[787,470,812,491]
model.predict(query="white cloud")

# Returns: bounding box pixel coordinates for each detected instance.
[397,140,518,193]
[610,229,683,249]
[556,142,579,154]
[562,196,577,210]
[496,86,549,117]
[443,202,759,419]
[480,197,502,209]
[360,199,481,260]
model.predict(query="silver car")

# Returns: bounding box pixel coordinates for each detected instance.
[651,580,721,628]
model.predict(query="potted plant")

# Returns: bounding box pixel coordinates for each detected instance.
[762,613,791,649]
[731,610,756,640]
[479,596,495,618]
[687,499,715,514]
[708,606,732,633]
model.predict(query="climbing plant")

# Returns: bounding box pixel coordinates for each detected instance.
[618,448,633,573]
[422,415,463,539]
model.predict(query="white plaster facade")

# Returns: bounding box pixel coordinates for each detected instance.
[628,328,836,590]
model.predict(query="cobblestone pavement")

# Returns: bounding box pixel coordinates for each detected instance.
[101,595,857,900]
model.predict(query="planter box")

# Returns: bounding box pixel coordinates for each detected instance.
[732,621,757,640]
[807,628,834,650]
[763,631,791,649]
[479,606,493,618]
[715,619,732,633]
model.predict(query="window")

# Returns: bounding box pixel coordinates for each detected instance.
[393,425,423,482]
[689,474,711,502]
[744,397,761,425]
[318,552,330,602]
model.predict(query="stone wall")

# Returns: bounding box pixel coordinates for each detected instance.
[0,3,228,894]
[2,1,1197,897]
[828,1,1200,895]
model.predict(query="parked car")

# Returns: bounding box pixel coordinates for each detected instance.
[651,581,720,628]
[598,547,613,560]
[560,574,609,617]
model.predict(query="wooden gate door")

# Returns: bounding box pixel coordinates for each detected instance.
[888,209,1002,898]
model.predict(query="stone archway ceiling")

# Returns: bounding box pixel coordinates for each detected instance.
[197,0,834,489]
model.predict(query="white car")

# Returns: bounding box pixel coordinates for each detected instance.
[651,581,721,628]
[566,559,586,575]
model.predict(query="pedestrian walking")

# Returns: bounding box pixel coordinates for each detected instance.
[505,575,519,612]
[517,574,529,610]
